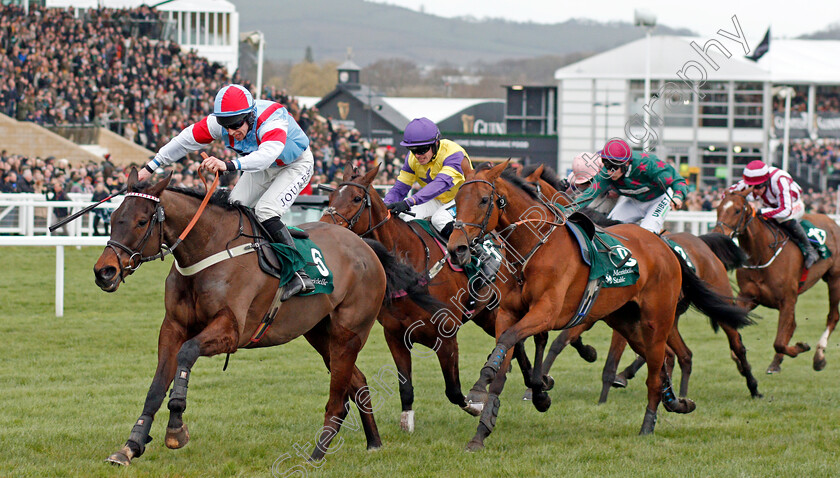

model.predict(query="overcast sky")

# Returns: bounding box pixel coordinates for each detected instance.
[368,0,840,40]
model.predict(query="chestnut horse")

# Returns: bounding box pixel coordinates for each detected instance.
[447,161,752,450]
[521,165,761,401]
[93,169,439,466]
[714,190,840,373]
[320,163,545,431]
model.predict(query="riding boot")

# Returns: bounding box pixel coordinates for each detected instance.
[781,219,819,269]
[261,217,316,299]
[439,221,454,241]
[470,241,501,295]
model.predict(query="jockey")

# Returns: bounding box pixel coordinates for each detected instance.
[565,152,616,214]
[573,138,688,234]
[728,159,819,268]
[137,84,315,299]
[384,117,499,290]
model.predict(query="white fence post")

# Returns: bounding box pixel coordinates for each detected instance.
[56,245,64,317]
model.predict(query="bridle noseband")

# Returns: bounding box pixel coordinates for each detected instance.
[322,181,390,236]
[715,198,755,239]
[106,192,171,279]
[452,179,507,245]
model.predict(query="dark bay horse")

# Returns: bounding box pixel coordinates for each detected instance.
[93,169,437,466]
[714,190,840,373]
[447,161,752,450]
[321,163,542,431]
[521,166,761,401]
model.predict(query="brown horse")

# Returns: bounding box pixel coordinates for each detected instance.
[714,190,840,373]
[447,161,752,450]
[521,165,761,401]
[93,169,438,466]
[320,163,544,430]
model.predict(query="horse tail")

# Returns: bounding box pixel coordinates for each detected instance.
[699,232,747,271]
[671,248,754,332]
[363,238,447,315]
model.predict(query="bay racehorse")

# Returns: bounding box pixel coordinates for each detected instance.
[320,163,545,430]
[93,169,440,466]
[714,190,840,373]
[447,161,752,450]
[522,165,761,401]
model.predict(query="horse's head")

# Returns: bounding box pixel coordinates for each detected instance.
[447,160,509,266]
[94,168,171,292]
[714,190,755,239]
[321,164,383,234]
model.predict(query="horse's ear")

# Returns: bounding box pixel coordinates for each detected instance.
[525,164,544,182]
[127,167,139,190]
[145,171,172,198]
[360,163,380,185]
[342,162,357,180]
[485,159,510,182]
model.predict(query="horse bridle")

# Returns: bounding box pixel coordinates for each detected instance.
[452,179,507,245]
[322,181,390,236]
[106,192,172,279]
[715,199,755,239]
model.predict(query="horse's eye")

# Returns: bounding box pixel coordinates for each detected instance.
[480,197,490,205]
[353,196,362,203]
[138,219,148,227]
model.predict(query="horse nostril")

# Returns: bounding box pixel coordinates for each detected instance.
[97,266,117,281]
[455,245,469,257]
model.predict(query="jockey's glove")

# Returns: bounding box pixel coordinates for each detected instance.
[386,201,411,214]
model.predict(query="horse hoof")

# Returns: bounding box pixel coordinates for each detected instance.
[105,446,133,466]
[466,389,487,405]
[164,424,189,449]
[463,401,484,416]
[752,392,764,399]
[532,393,551,413]
[400,410,415,432]
[580,346,598,363]
[465,439,485,452]
[766,364,781,374]
[612,376,628,388]
[797,342,811,353]
[522,388,533,401]
[814,353,827,371]
[367,445,382,452]
[542,375,555,391]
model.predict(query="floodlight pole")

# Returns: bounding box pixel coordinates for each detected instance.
[782,87,792,172]
[255,31,264,100]
[635,9,656,151]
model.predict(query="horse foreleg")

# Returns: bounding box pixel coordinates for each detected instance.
[382,326,415,431]
[769,301,809,373]
[528,332,551,412]
[722,326,761,398]
[466,308,518,408]
[665,326,693,398]
[466,342,515,452]
[165,308,239,450]
[814,277,840,371]
[434,336,472,413]
[599,330,628,404]
[106,318,185,466]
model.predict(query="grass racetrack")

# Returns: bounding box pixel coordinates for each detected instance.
[2,246,839,477]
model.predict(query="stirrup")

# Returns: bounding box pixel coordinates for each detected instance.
[280,272,312,301]
[298,270,315,293]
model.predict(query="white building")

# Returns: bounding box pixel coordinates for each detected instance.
[555,36,840,187]
[44,0,239,73]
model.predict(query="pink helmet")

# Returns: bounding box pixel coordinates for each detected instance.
[568,153,603,185]
[743,160,770,185]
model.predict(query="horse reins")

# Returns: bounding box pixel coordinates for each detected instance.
[715,198,789,269]
[107,164,219,281]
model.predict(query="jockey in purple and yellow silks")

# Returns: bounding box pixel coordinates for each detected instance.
[574,138,688,234]
[137,84,315,299]
[384,117,471,238]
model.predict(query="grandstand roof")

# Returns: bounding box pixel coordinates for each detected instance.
[381,97,504,125]
[45,0,235,13]
[555,36,840,85]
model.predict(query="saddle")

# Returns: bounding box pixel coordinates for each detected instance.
[238,205,309,282]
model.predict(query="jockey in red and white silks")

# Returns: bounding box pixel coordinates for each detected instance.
[728,160,804,222]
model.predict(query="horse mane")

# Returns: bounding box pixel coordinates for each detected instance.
[520,164,565,191]
[500,167,541,202]
[166,186,237,210]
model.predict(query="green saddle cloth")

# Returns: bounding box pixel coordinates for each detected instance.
[411,219,499,282]
[268,227,334,296]
[663,237,696,271]
[800,219,832,260]
[568,222,641,288]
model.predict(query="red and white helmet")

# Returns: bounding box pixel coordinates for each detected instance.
[213,84,256,128]
[742,160,770,185]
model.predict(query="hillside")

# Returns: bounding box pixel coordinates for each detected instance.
[231,0,695,65]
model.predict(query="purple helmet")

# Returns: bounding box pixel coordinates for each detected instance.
[400,117,441,147]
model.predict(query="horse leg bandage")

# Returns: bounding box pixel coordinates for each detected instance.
[168,366,190,411]
[479,394,501,432]
[660,374,678,410]
[127,414,154,456]
[482,343,508,374]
